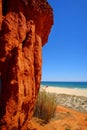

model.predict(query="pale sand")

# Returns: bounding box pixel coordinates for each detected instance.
[41,86,87,97]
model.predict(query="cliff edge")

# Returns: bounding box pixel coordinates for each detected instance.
[0,0,53,129]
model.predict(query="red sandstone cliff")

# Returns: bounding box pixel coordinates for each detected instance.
[0,0,53,129]
[0,0,2,29]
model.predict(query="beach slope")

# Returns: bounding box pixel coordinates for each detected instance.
[32,105,87,130]
[44,86,87,97]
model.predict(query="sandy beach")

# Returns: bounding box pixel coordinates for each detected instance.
[41,86,87,97]
[40,85,87,113]
[33,86,87,130]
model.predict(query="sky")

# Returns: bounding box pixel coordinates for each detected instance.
[42,0,87,82]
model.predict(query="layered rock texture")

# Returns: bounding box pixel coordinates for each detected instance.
[0,0,53,129]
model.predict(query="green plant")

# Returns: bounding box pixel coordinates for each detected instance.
[34,89,57,123]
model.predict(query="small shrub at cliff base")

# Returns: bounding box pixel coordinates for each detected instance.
[34,89,57,123]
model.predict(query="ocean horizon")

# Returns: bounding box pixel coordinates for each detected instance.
[41,81,87,89]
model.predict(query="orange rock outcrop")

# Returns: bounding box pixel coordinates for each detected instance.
[0,0,53,129]
[0,0,2,29]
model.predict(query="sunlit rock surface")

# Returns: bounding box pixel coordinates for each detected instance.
[0,0,53,129]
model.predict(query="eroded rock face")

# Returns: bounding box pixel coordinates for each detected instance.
[0,0,2,29]
[0,0,53,129]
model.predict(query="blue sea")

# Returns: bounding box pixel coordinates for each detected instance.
[0,80,87,90]
[41,81,87,89]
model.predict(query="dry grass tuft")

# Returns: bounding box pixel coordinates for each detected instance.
[34,88,57,123]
